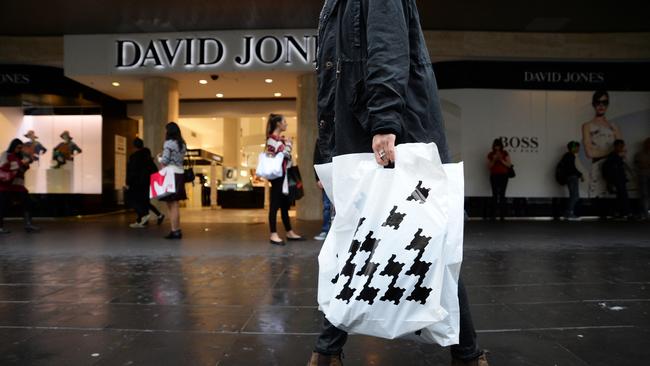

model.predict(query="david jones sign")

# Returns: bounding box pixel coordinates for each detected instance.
[115,34,318,70]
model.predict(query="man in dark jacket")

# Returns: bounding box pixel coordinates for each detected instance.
[557,141,584,220]
[126,138,164,228]
[309,1,487,365]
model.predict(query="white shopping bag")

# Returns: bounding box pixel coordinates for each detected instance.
[150,166,177,200]
[315,143,463,343]
[256,152,285,180]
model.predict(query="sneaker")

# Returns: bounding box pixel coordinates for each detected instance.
[314,231,328,241]
[24,225,40,233]
[140,214,151,225]
[129,222,146,228]
[0,228,10,234]
[156,214,165,225]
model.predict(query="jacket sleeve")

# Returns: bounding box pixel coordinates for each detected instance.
[364,0,409,137]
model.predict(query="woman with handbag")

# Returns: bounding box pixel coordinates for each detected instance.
[265,114,304,246]
[487,138,513,220]
[157,122,187,239]
[0,139,40,234]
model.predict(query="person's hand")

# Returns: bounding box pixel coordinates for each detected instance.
[372,134,396,166]
[317,181,323,190]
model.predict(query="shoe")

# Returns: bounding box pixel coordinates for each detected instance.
[156,214,165,225]
[129,222,147,228]
[307,352,343,366]
[0,228,10,234]
[451,353,489,366]
[314,231,328,241]
[164,230,182,239]
[287,236,306,241]
[24,225,40,233]
[140,214,151,225]
[270,239,286,246]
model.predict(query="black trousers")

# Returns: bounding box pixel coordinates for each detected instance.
[0,191,33,227]
[489,174,509,219]
[129,188,161,222]
[315,277,482,361]
[269,176,292,233]
[613,180,631,217]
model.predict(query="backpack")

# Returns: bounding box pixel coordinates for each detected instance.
[555,155,569,185]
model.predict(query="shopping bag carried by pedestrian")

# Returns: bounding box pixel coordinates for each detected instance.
[314,143,464,345]
[256,152,285,180]
[150,166,177,200]
[287,166,304,200]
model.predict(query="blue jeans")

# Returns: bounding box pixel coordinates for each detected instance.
[565,175,580,217]
[321,190,332,233]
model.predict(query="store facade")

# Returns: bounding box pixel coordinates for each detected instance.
[2,29,648,218]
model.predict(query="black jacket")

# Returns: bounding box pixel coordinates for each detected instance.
[126,148,157,194]
[316,0,450,163]
[559,153,583,179]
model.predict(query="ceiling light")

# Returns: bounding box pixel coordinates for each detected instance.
[274,92,282,97]
[265,79,273,84]
[111,82,120,87]
[216,93,224,98]
[212,117,217,120]
[199,79,208,85]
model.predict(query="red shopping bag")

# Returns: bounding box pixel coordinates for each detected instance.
[150,167,177,200]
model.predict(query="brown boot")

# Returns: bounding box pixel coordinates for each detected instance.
[451,353,489,366]
[307,352,343,366]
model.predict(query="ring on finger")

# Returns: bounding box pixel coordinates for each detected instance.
[379,150,387,160]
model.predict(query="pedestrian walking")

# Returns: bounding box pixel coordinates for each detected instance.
[556,141,584,220]
[634,137,650,220]
[309,0,488,365]
[266,113,304,246]
[602,139,632,219]
[487,138,513,221]
[0,139,40,233]
[126,138,165,228]
[157,122,187,239]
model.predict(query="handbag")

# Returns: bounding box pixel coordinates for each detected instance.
[256,152,285,180]
[507,165,516,178]
[287,166,304,200]
[183,151,195,183]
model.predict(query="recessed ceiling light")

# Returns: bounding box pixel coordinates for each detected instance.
[111,82,120,87]
[274,92,282,97]
[265,79,273,84]
[199,79,208,85]
[212,117,217,120]
[216,93,224,98]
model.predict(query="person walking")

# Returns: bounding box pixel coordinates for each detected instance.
[0,139,40,233]
[634,138,650,220]
[266,113,304,246]
[557,141,584,220]
[487,138,513,221]
[313,143,332,241]
[157,122,187,239]
[126,138,165,228]
[309,0,488,365]
[602,139,632,219]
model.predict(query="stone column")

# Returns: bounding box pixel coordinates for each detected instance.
[222,117,240,168]
[296,72,321,221]
[143,77,179,157]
